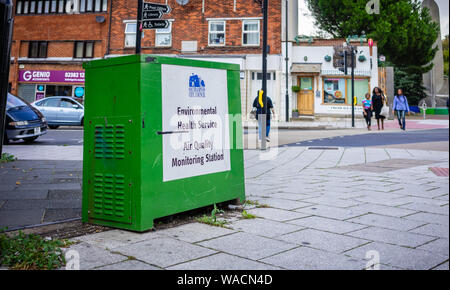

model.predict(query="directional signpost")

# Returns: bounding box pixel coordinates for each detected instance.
[136,1,171,54]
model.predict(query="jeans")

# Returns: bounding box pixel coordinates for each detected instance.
[396,110,406,130]
[258,117,271,139]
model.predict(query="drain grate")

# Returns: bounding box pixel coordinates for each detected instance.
[430,167,449,177]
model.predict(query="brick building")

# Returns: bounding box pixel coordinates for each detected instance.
[8,0,300,121]
[9,0,111,103]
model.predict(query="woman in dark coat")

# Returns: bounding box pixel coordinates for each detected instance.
[371,87,386,130]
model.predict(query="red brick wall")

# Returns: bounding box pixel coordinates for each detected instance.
[109,0,282,55]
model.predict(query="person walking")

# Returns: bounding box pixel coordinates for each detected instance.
[253,90,275,142]
[392,88,410,131]
[362,93,372,130]
[371,87,386,130]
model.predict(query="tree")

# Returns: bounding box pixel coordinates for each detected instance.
[305,0,440,73]
[394,67,427,105]
[443,35,449,77]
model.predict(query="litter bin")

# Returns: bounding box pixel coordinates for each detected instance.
[82,55,246,231]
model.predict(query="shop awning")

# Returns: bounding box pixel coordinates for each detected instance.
[291,63,321,74]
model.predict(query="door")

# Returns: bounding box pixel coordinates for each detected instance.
[58,98,82,124]
[297,77,314,115]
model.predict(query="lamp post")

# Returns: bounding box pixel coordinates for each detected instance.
[285,0,289,122]
[260,0,268,150]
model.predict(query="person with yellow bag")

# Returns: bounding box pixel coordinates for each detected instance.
[253,90,275,142]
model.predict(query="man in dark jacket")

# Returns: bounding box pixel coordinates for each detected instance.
[253,90,275,142]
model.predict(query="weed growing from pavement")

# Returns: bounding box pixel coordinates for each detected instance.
[243,200,270,208]
[0,153,16,163]
[241,210,257,219]
[0,231,74,270]
[195,204,229,228]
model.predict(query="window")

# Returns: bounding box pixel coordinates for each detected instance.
[155,22,172,47]
[28,41,48,58]
[346,78,369,105]
[124,22,137,48]
[60,98,78,108]
[16,0,107,14]
[254,72,271,80]
[208,21,225,46]
[74,41,94,58]
[323,78,346,104]
[242,20,260,46]
[43,98,60,107]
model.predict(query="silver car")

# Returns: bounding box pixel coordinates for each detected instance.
[31,96,84,129]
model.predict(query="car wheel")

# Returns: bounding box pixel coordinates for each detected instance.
[23,136,38,143]
[49,125,59,129]
[81,118,84,127]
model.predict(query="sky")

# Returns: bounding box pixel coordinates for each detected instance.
[298,0,449,39]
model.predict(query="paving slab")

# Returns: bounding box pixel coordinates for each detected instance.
[404,212,449,226]
[260,246,364,270]
[295,204,367,220]
[287,216,367,234]
[409,224,449,239]
[347,214,427,231]
[64,242,127,270]
[277,229,369,254]
[0,209,45,229]
[344,242,448,270]
[246,207,310,222]
[114,237,217,268]
[95,260,161,270]
[167,253,281,270]
[399,203,449,215]
[417,238,449,257]
[348,203,418,218]
[229,218,303,238]
[158,222,235,243]
[198,232,297,260]
[347,227,436,248]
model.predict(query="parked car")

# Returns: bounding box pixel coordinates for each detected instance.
[31,96,84,129]
[4,93,48,144]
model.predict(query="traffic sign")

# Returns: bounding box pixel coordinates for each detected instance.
[143,2,171,14]
[142,20,170,29]
[142,10,163,20]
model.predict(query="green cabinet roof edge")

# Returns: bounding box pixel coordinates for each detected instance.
[83,54,240,71]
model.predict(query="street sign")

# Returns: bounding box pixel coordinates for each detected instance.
[142,20,170,29]
[142,10,163,20]
[143,2,171,14]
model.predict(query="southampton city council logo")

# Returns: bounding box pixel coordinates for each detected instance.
[189,73,206,98]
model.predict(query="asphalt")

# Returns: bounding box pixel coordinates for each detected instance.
[284,128,449,148]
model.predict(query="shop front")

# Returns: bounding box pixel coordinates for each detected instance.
[17,69,85,103]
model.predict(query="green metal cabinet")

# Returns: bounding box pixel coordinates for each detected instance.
[82,55,246,231]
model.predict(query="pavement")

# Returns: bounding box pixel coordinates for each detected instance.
[0,120,448,270]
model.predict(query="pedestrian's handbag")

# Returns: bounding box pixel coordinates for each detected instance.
[380,96,389,117]
[250,108,257,119]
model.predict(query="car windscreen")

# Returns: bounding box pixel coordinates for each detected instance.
[6,94,28,110]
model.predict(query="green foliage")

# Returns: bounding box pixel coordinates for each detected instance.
[243,200,270,208]
[443,35,449,77]
[0,231,72,270]
[241,210,257,219]
[305,0,440,73]
[196,204,228,228]
[0,153,16,163]
[291,85,301,92]
[394,67,427,106]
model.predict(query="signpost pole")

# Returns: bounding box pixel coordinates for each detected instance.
[0,0,13,155]
[261,0,268,150]
[351,47,355,128]
[285,0,289,122]
[135,0,143,54]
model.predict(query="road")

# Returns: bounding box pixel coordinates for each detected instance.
[7,129,83,146]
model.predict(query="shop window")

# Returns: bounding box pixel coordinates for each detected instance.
[346,78,370,105]
[208,21,225,46]
[242,20,260,46]
[323,78,346,104]
[28,41,48,58]
[74,41,94,58]
[45,85,72,97]
[155,22,172,47]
